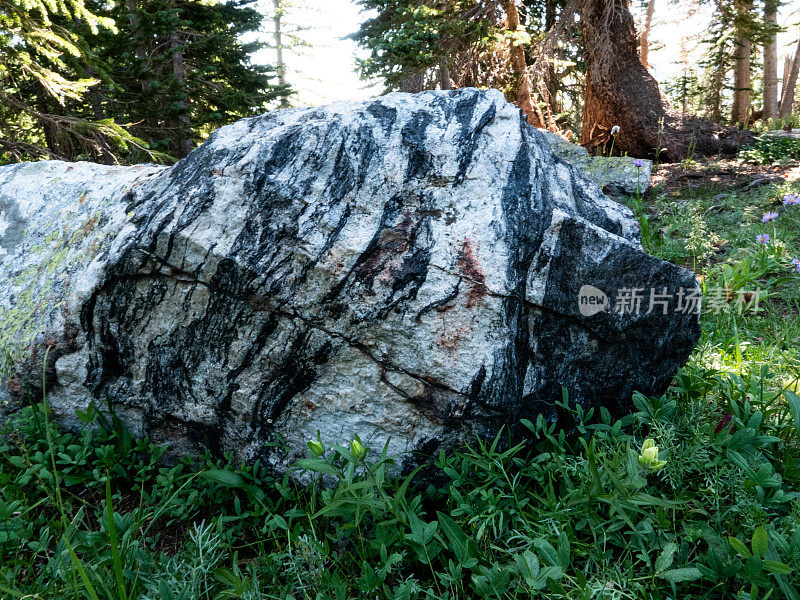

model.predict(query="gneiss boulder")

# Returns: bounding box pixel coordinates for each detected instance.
[0,89,701,473]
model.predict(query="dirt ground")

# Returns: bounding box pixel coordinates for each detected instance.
[651,159,800,194]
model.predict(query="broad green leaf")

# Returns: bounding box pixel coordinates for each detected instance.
[658,567,703,583]
[752,526,769,557]
[784,390,800,435]
[533,538,560,568]
[729,536,752,558]
[763,560,793,575]
[200,469,246,488]
[437,511,476,564]
[655,542,677,573]
[514,550,540,588]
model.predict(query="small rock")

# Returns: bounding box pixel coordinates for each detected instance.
[540,130,653,195]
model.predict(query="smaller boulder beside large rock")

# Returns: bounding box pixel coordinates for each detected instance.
[541,130,653,195]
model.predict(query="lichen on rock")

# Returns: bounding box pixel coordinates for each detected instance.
[540,130,653,195]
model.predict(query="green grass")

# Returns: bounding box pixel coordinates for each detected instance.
[4,163,800,599]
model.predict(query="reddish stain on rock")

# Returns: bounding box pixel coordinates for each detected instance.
[440,325,470,350]
[457,239,487,308]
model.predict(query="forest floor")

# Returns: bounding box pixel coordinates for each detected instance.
[625,157,800,371]
[653,159,800,193]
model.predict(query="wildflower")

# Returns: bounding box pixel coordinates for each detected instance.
[783,194,800,205]
[610,125,620,136]
[307,432,325,456]
[794,258,800,273]
[638,438,667,471]
[632,158,645,168]
[762,211,779,223]
[350,436,366,461]
[757,233,771,245]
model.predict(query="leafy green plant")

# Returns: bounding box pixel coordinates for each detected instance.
[3,374,800,599]
[739,135,800,164]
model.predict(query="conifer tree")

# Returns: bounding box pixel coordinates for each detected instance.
[84,0,289,159]
[0,0,151,162]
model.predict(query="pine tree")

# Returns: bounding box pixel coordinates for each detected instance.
[0,0,153,163]
[763,0,780,122]
[353,1,570,126]
[1,0,288,164]
[352,1,502,92]
[731,0,754,126]
[84,0,289,159]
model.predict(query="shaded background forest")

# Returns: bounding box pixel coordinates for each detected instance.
[3,0,800,164]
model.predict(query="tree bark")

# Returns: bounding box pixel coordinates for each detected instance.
[578,0,750,161]
[731,0,753,126]
[502,0,546,128]
[400,71,425,93]
[544,0,559,113]
[639,0,656,68]
[126,0,151,95]
[439,61,452,90]
[170,32,193,158]
[763,0,779,123]
[781,54,792,102]
[273,0,289,108]
[779,37,800,119]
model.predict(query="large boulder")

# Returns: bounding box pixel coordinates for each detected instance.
[0,89,701,472]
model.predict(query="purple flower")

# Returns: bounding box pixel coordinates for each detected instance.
[757,233,771,245]
[793,258,800,266]
[783,194,800,205]
[762,211,779,223]
[632,159,645,168]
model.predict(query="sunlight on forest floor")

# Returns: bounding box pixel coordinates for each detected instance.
[630,157,800,402]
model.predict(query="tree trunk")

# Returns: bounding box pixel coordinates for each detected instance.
[781,54,792,102]
[170,32,193,158]
[273,0,289,108]
[731,0,753,126]
[502,0,546,128]
[707,55,725,123]
[544,1,559,114]
[439,61,452,90]
[779,37,800,119]
[400,72,425,93]
[578,0,750,161]
[126,0,151,95]
[639,0,656,68]
[85,68,115,165]
[763,0,779,123]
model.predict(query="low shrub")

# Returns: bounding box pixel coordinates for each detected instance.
[739,135,800,165]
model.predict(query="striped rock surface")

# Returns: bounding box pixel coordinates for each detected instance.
[0,89,701,473]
